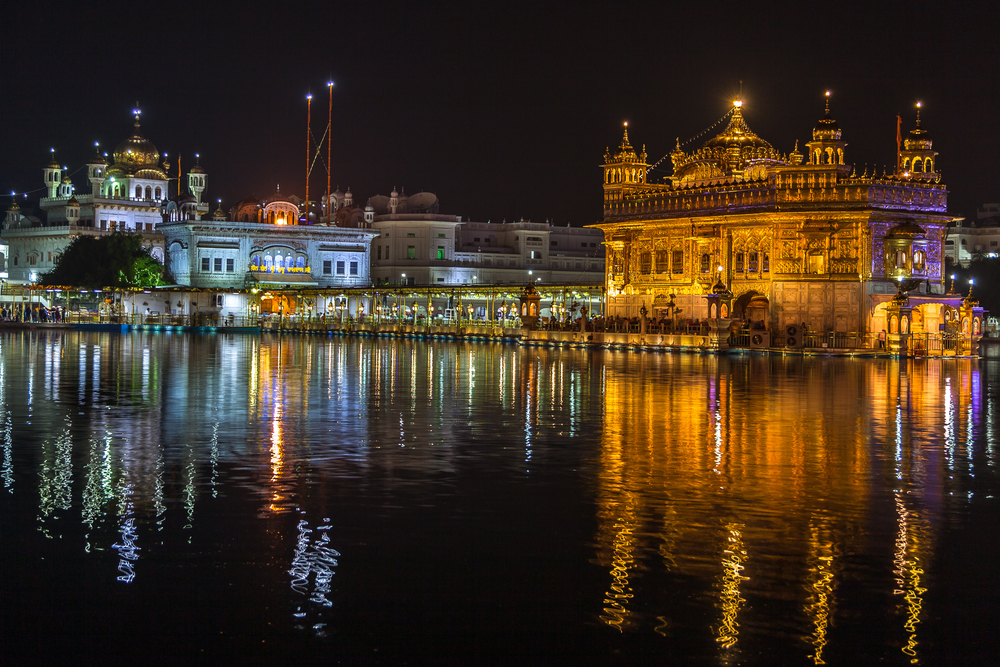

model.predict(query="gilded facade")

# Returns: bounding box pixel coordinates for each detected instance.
[593,97,955,334]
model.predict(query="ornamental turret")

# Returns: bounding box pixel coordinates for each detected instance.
[805,92,848,167]
[5,201,21,228]
[43,149,61,198]
[602,122,649,214]
[899,102,939,181]
[187,154,206,204]
[87,143,108,196]
[57,175,73,198]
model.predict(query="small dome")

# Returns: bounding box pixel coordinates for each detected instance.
[812,111,842,141]
[8,201,21,211]
[61,175,72,184]
[390,188,399,198]
[701,106,775,152]
[46,156,60,169]
[189,156,205,174]
[67,196,80,206]
[885,221,927,239]
[711,279,730,295]
[748,295,769,309]
[904,127,932,151]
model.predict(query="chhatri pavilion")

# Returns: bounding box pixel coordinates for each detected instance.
[592,94,983,338]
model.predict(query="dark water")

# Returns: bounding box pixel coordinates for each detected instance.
[1,330,998,665]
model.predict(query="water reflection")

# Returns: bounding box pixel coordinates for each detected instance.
[0,330,996,662]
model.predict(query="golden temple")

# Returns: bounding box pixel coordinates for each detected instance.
[592,95,960,336]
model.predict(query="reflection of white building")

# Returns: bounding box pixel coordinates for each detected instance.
[945,205,1000,266]
[366,189,604,286]
[2,111,205,283]
[160,192,378,289]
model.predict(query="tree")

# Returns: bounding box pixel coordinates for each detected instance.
[41,232,170,288]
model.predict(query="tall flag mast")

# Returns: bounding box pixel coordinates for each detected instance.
[327,81,334,225]
[305,93,312,223]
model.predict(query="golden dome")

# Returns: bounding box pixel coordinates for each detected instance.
[701,104,775,152]
[9,201,20,211]
[67,196,80,207]
[113,121,160,172]
[189,155,206,174]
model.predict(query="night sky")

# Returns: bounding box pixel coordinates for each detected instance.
[3,2,998,225]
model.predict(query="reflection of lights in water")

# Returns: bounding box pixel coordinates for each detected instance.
[895,397,903,481]
[153,448,166,528]
[209,420,220,497]
[44,339,60,400]
[714,408,723,474]
[184,444,196,529]
[81,433,115,546]
[37,420,74,535]
[944,378,955,471]
[141,346,150,404]
[893,493,927,662]
[289,516,340,635]
[2,412,13,492]
[78,344,87,405]
[269,401,284,511]
[717,523,748,651]
[599,492,636,632]
[805,521,836,665]
[987,387,995,465]
[112,481,139,583]
[967,400,975,479]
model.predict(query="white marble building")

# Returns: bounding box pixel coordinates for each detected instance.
[2,111,206,283]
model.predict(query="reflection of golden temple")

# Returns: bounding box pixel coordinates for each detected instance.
[716,523,748,650]
[592,355,959,653]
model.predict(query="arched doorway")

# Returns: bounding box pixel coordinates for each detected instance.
[732,290,764,324]
[260,293,297,316]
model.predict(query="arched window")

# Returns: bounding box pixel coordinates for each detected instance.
[285,255,293,269]
[264,255,273,271]
[925,159,933,173]
[135,185,142,198]
[700,253,710,273]
[268,211,275,224]
[296,256,305,269]
[154,187,161,199]
[913,158,923,173]
[144,186,151,199]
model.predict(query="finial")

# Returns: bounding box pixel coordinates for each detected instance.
[915,101,922,127]
[675,137,681,150]
[824,90,831,114]
[133,103,141,125]
[733,99,743,108]
[793,139,799,150]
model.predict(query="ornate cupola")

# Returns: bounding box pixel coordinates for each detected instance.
[805,92,848,167]
[5,200,21,228]
[899,102,939,181]
[602,122,649,214]
[66,196,81,224]
[87,143,108,196]
[43,149,61,198]
[187,154,206,204]
[57,175,74,198]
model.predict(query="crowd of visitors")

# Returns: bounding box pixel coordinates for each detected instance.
[0,305,65,323]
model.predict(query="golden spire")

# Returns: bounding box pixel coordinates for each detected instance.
[915,101,922,127]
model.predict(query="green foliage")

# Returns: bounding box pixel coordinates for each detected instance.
[41,232,169,288]
[948,256,1000,316]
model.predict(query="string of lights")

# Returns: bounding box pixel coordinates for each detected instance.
[646,107,735,174]
[6,163,90,203]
